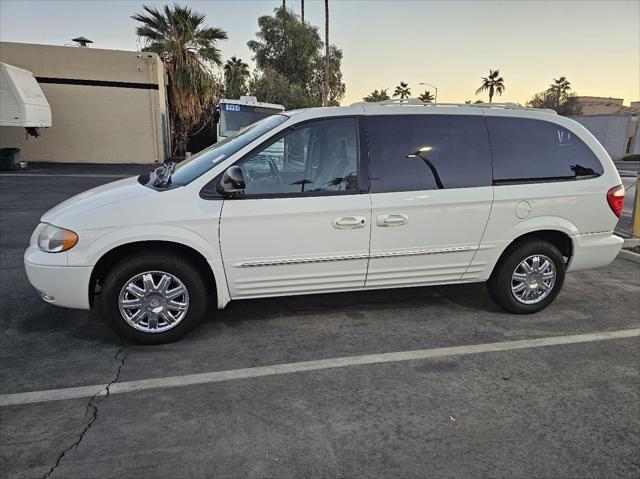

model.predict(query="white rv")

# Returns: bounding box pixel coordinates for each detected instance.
[0,62,51,132]
[217,96,284,140]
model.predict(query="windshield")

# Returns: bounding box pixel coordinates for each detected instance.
[219,104,283,137]
[171,114,288,186]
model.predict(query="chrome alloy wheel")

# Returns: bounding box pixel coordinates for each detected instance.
[511,255,556,305]
[118,271,189,333]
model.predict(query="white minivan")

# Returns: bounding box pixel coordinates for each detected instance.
[25,101,625,343]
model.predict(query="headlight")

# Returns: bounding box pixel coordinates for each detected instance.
[37,224,78,253]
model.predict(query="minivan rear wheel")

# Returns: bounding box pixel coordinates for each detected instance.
[97,252,207,344]
[487,240,566,314]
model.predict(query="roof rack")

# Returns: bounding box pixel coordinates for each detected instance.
[350,98,557,114]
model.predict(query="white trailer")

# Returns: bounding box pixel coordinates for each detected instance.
[217,96,284,140]
[0,62,51,130]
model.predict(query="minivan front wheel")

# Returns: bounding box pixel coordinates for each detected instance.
[488,240,566,314]
[97,253,207,344]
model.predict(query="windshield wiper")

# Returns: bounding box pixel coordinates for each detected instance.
[153,162,176,187]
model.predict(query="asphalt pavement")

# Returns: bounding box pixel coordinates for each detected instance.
[1,164,639,479]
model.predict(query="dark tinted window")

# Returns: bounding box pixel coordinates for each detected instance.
[486,117,603,182]
[367,115,492,193]
[239,117,359,196]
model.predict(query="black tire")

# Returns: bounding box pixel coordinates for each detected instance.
[487,240,566,314]
[96,252,208,344]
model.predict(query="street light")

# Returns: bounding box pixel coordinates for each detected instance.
[419,82,438,103]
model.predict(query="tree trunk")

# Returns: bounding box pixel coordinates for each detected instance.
[489,85,494,103]
[301,0,304,23]
[283,1,286,9]
[324,0,329,106]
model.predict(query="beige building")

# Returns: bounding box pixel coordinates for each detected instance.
[575,96,639,116]
[571,96,640,159]
[0,41,168,164]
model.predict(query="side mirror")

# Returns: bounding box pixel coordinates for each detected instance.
[217,166,246,196]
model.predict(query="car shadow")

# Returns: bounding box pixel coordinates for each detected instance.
[211,282,501,325]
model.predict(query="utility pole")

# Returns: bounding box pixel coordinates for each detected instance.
[301,0,304,23]
[282,1,286,9]
[324,0,329,106]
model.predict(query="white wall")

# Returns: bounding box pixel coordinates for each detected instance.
[571,115,632,160]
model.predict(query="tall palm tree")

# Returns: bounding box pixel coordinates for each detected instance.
[132,4,228,155]
[363,88,390,102]
[301,0,305,23]
[224,56,250,99]
[475,69,505,103]
[394,81,411,99]
[323,0,330,106]
[418,90,434,103]
[550,76,571,97]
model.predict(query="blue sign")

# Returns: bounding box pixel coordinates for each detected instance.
[225,104,241,111]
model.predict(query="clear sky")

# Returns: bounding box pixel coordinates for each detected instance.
[1,0,639,105]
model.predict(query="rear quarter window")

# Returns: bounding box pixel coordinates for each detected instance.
[486,117,603,183]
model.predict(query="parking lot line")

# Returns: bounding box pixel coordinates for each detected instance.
[1,328,638,407]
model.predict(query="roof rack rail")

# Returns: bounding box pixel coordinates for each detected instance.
[350,98,557,114]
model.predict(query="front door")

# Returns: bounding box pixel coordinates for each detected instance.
[220,116,371,299]
[365,113,494,288]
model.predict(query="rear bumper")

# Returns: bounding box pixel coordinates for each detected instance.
[567,232,623,272]
[24,246,92,309]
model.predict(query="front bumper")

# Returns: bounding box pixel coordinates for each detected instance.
[24,246,92,309]
[567,232,623,272]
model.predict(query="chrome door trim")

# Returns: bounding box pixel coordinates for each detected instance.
[236,246,478,268]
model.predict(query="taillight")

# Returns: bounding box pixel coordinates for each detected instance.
[606,184,625,217]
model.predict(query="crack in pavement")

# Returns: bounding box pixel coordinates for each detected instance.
[41,340,128,479]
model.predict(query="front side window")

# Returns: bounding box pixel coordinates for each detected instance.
[367,115,492,193]
[238,117,359,196]
[486,117,604,182]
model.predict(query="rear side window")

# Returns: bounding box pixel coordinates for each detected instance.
[367,115,492,193]
[486,117,603,183]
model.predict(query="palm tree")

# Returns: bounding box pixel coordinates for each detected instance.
[418,90,434,103]
[475,69,505,103]
[224,56,250,99]
[301,0,305,23]
[394,81,411,99]
[550,76,571,97]
[132,4,228,155]
[363,88,390,102]
[323,0,330,106]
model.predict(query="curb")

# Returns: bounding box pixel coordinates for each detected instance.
[618,249,640,264]
[623,238,640,248]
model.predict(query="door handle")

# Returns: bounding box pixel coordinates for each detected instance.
[333,216,367,229]
[376,214,408,227]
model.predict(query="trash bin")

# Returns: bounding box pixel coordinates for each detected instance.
[0,148,24,170]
